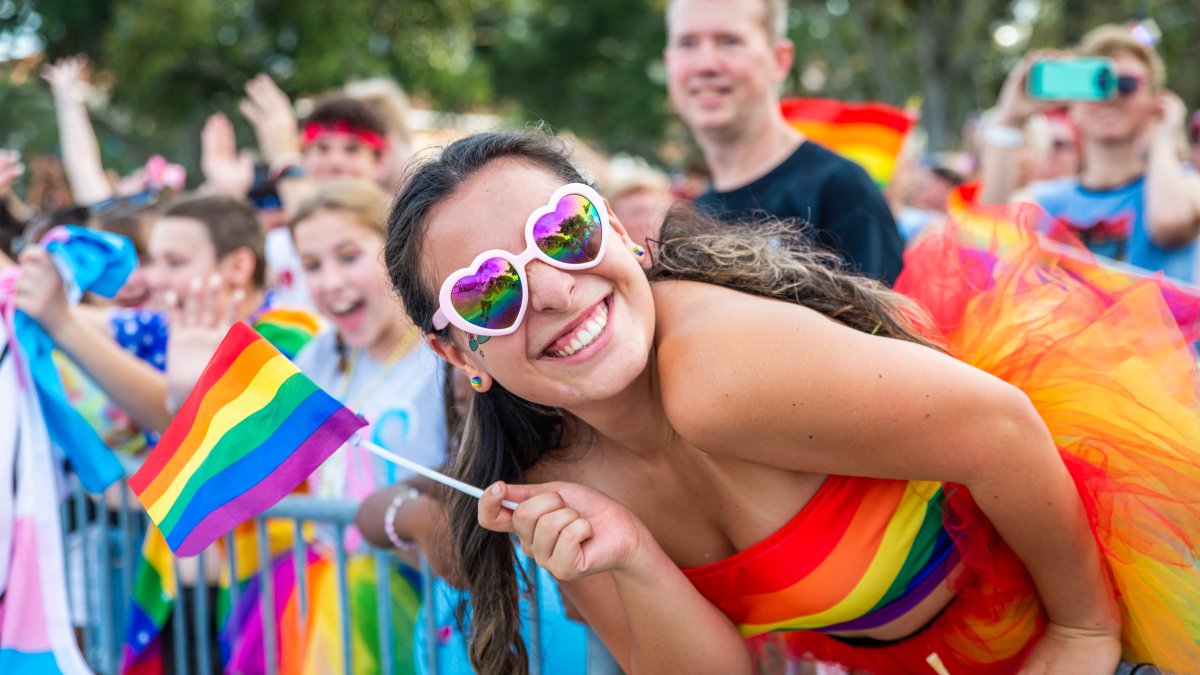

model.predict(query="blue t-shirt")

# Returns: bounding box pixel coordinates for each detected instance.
[1028,176,1199,282]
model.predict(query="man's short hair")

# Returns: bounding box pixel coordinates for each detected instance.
[668,0,789,43]
[1078,24,1166,90]
[762,0,788,42]
[304,96,389,152]
[162,195,265,289]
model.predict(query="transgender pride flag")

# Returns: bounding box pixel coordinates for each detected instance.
[0,334,90,673]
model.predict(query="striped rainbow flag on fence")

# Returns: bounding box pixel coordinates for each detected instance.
[781,98,916,188]
[130,322,364,556]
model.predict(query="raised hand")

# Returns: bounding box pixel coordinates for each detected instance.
[0,150,23,195]
[200,113,254,198]
[14,245,72,337]
[1154,90,1187,135]
[479,480,652,582]
[994,49,1069,128]
[239,73,300,170]
[163,274,243,410]
[40,55,89,101]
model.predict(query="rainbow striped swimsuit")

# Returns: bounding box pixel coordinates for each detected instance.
[682,475,958,636]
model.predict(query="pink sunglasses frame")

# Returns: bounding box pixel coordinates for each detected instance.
[431,182,610,336]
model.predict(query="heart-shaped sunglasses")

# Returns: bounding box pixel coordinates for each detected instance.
[431,183,609,336]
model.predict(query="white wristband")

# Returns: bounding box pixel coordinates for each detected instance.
[983,122,1024,149]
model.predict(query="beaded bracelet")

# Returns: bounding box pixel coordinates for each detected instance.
[384,487,421,551]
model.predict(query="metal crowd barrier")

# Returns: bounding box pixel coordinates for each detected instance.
[61,475,621,675]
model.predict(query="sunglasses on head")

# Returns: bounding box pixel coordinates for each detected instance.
[431,183,609,337]
[89,188,162,217]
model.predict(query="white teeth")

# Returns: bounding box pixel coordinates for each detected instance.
[550,300,610,358]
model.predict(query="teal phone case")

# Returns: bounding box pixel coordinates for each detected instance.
[1027,58,1115,101]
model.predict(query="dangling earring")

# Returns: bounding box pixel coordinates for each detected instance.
[634,245,646,257]
[469,375,483,389]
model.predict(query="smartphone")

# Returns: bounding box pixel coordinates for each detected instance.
[1027,58,1116,101]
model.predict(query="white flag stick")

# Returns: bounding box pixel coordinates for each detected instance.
[353,435,519,510]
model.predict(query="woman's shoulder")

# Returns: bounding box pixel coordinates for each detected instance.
[651,279,830,362]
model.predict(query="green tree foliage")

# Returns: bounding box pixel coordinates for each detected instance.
[4,0,1200,170]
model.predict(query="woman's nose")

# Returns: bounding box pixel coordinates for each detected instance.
[525,260,575,314]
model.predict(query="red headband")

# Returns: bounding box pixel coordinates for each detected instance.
[301,121,388,152]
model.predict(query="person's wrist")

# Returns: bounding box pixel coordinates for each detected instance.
[983,119,1025,149]
[384,487,421,551]
[268,152,303,176]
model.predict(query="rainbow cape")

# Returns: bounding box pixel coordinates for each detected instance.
[781,98,916,188]
[130,321,364,556]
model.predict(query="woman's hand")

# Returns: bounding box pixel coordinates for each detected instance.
[1018,621,1122,675]
[15,245,73,337]
[479,481,651,582]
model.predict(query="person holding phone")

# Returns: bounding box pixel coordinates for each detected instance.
[978,24,1200,283]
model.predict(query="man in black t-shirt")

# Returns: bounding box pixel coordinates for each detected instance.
[664,0,904,285]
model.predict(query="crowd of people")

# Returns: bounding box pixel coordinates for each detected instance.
[2,0,1199,673]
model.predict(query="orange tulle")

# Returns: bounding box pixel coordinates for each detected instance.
[864,205,1200,673]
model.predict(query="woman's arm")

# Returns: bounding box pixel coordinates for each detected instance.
[480,481,753,675]
[355,481,458,582]
[41,56,114,207]
[15,246,171,432]
[656,282,1120,646]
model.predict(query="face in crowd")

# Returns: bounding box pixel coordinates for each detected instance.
[664,0,793,142]
[424,159,655,410]
[143,217,254,307]
[293,207,400,353]
[303,132,385,182]
[1072,51,1157,145]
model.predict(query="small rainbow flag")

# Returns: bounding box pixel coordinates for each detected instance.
[130,322,365,556]
[781,98,916,188]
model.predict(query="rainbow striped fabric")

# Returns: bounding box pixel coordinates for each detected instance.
[252,307,322,359]
[682,475,957,636]
[130,322,364,556]
[781,98,916,188]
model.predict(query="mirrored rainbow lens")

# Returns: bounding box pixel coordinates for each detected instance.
[449,257,523,330]
[533,193,603,265]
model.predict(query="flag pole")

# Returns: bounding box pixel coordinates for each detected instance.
[352,435,519,510]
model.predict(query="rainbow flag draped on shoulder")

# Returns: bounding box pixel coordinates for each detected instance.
[781,97,916,188]
[130,321,364,556]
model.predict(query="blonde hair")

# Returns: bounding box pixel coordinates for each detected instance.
[1078,24,1166,90]
[343,78,415,152]
[287,179,390,236]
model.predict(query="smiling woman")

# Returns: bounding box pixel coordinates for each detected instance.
[384,129,1200,675]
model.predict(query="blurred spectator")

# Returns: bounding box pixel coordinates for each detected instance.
[979,26,1200,282]
[606,157,674,248]
[1028,109,1083,183]
[896,153,968,243]
[344,77,417,190]
[25,154,75,213]
[664,0,904,284]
